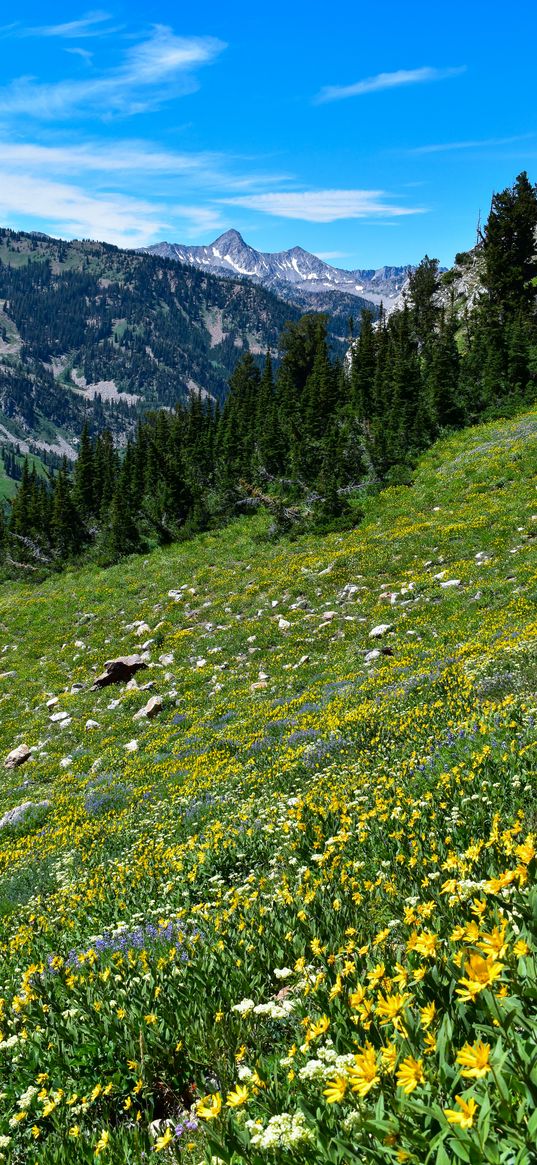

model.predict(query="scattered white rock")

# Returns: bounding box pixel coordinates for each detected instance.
[133,695,163,722]
[278,618,291,632]
[85,719,100,730]
[251,681,268,691]
[365,649,381,663]
[321,611,336,622]
[4,743,31,769]
[50,710,70,723]
[379,592,398,604]
[46,697,59,709]
[159,653,174,666]
[369,624,393,639]
[440,579,461,588]
[135,623,151,637]
[124,739,138,752]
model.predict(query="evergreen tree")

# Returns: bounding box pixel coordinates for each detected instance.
[72,421,95,519]
[51,464,85,560]
[483,171,537,315]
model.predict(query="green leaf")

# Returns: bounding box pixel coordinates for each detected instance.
[448,1138,471,1162]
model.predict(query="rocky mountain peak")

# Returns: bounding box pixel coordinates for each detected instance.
[143,233,413,309]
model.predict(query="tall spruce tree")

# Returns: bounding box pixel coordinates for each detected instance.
[483,171,537,316]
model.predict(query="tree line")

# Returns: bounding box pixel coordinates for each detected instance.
[1,171,536,572]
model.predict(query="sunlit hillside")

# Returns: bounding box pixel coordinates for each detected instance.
[0,408,536,1163]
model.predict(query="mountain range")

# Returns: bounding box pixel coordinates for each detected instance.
[144,230,412,315]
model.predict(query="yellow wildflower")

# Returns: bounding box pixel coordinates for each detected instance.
[420,1001,436,1029]
[323,1075,348,1104]
[348,1043,379,1097]
[457,953,505,1001]
[376,992,410,1030]
[444,1095,478,1129]
[197,1093,222,1120]
[456,1041,491,1078]
[154,1127,174,1151]
[396,1057,425,1094]
[226,1085,249,1107]
[94,1129,110,1156]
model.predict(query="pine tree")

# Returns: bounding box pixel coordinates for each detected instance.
[72,421,95,519]
[51,464,85,560]
[483,171,537,315]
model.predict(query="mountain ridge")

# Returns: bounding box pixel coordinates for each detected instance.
[144,229,413,309]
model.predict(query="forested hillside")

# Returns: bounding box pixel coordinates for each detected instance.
[0,228,306,455]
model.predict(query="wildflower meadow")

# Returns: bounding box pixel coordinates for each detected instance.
[0,408,535,1163]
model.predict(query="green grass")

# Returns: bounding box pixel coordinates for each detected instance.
[0,408,535,1163]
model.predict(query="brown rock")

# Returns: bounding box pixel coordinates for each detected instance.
[92,655,148,689]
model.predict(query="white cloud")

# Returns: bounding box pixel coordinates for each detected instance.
[0,171,171,247]
[315,66,465,104]
[0,26,226,119]
[25,12,113,38]
[0,170,229,247]
[220,189,424,223]
[65,48,94,62]
[170,205,226,237]
[314,251,349,260]
[0,138,294,201]
[409,133,533,154]
[0,138,220,176]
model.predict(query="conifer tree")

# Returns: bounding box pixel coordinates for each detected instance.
[72,421,94,519]
[483,171,537,315]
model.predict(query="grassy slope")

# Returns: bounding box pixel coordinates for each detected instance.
[0,409,535,1163]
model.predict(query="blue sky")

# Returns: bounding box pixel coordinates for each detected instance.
[0,0,534,268]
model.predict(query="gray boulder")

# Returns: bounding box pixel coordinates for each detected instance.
[0,800,50,831]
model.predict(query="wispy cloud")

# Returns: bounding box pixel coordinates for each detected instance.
[314,251,349,260]
[0,12,115,39]
[65,47,95,63]
[220,189,425,223]
[0,138,291,196]
[408,132,533,154]
[26,11,113,38]
[170,205,226,237]
[0,169,229,247]
[0,26,226,119]
[0,172,170,247]
[315,65,465,105]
